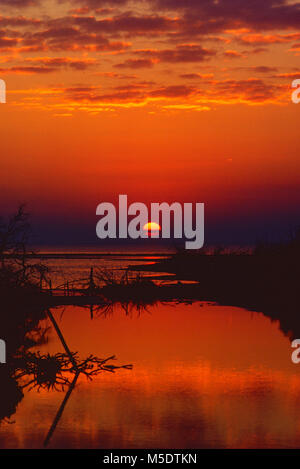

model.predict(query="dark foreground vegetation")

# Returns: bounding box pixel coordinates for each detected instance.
[0,205,51,310]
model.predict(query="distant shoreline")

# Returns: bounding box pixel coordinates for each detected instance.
[3,252,172,260]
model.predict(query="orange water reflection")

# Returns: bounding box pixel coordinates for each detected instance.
[1,303,300,448]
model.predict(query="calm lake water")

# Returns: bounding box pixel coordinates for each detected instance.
[33,248,173,286]
[0,253,299,448]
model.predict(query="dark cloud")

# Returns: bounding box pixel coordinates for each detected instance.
[115,58,155,68]
[179,73,200,79]
[69,0,128,7]
[61,82,196,102]
[0,66,55,74]
[139,44,216,62]
[115,44,215,68]
[64,84,144,102]
[22,24,130,51]
[153,0,300,31]
[0,57,96,73]
[58,76,282,105]
[0,12,178,53]
[3,1,300,46]
[148,84,195,97]
[231,65,279,74]
[33,57,96,69]
[223,50,244,59]
[179,72,214,81]
[0,0,38,5]
[211,77,282,102]
[69,12,179,36]
[0,36,18,48]
[114,80,155,89]
[0,16,41,27]
[252,66,278,73]
[114,43,216,69]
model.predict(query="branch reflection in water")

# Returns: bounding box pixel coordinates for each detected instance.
[2,308,132,447]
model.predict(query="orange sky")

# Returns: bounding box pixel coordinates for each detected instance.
[0,0,300,244]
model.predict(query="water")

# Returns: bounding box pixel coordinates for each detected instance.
[0,252,299,448]
[31,247,173,287]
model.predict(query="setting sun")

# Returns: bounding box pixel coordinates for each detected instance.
[143,222,161,232]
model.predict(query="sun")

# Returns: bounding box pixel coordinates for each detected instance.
[143,222,161,234]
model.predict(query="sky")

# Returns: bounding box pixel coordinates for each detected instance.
[0,0,300,246]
